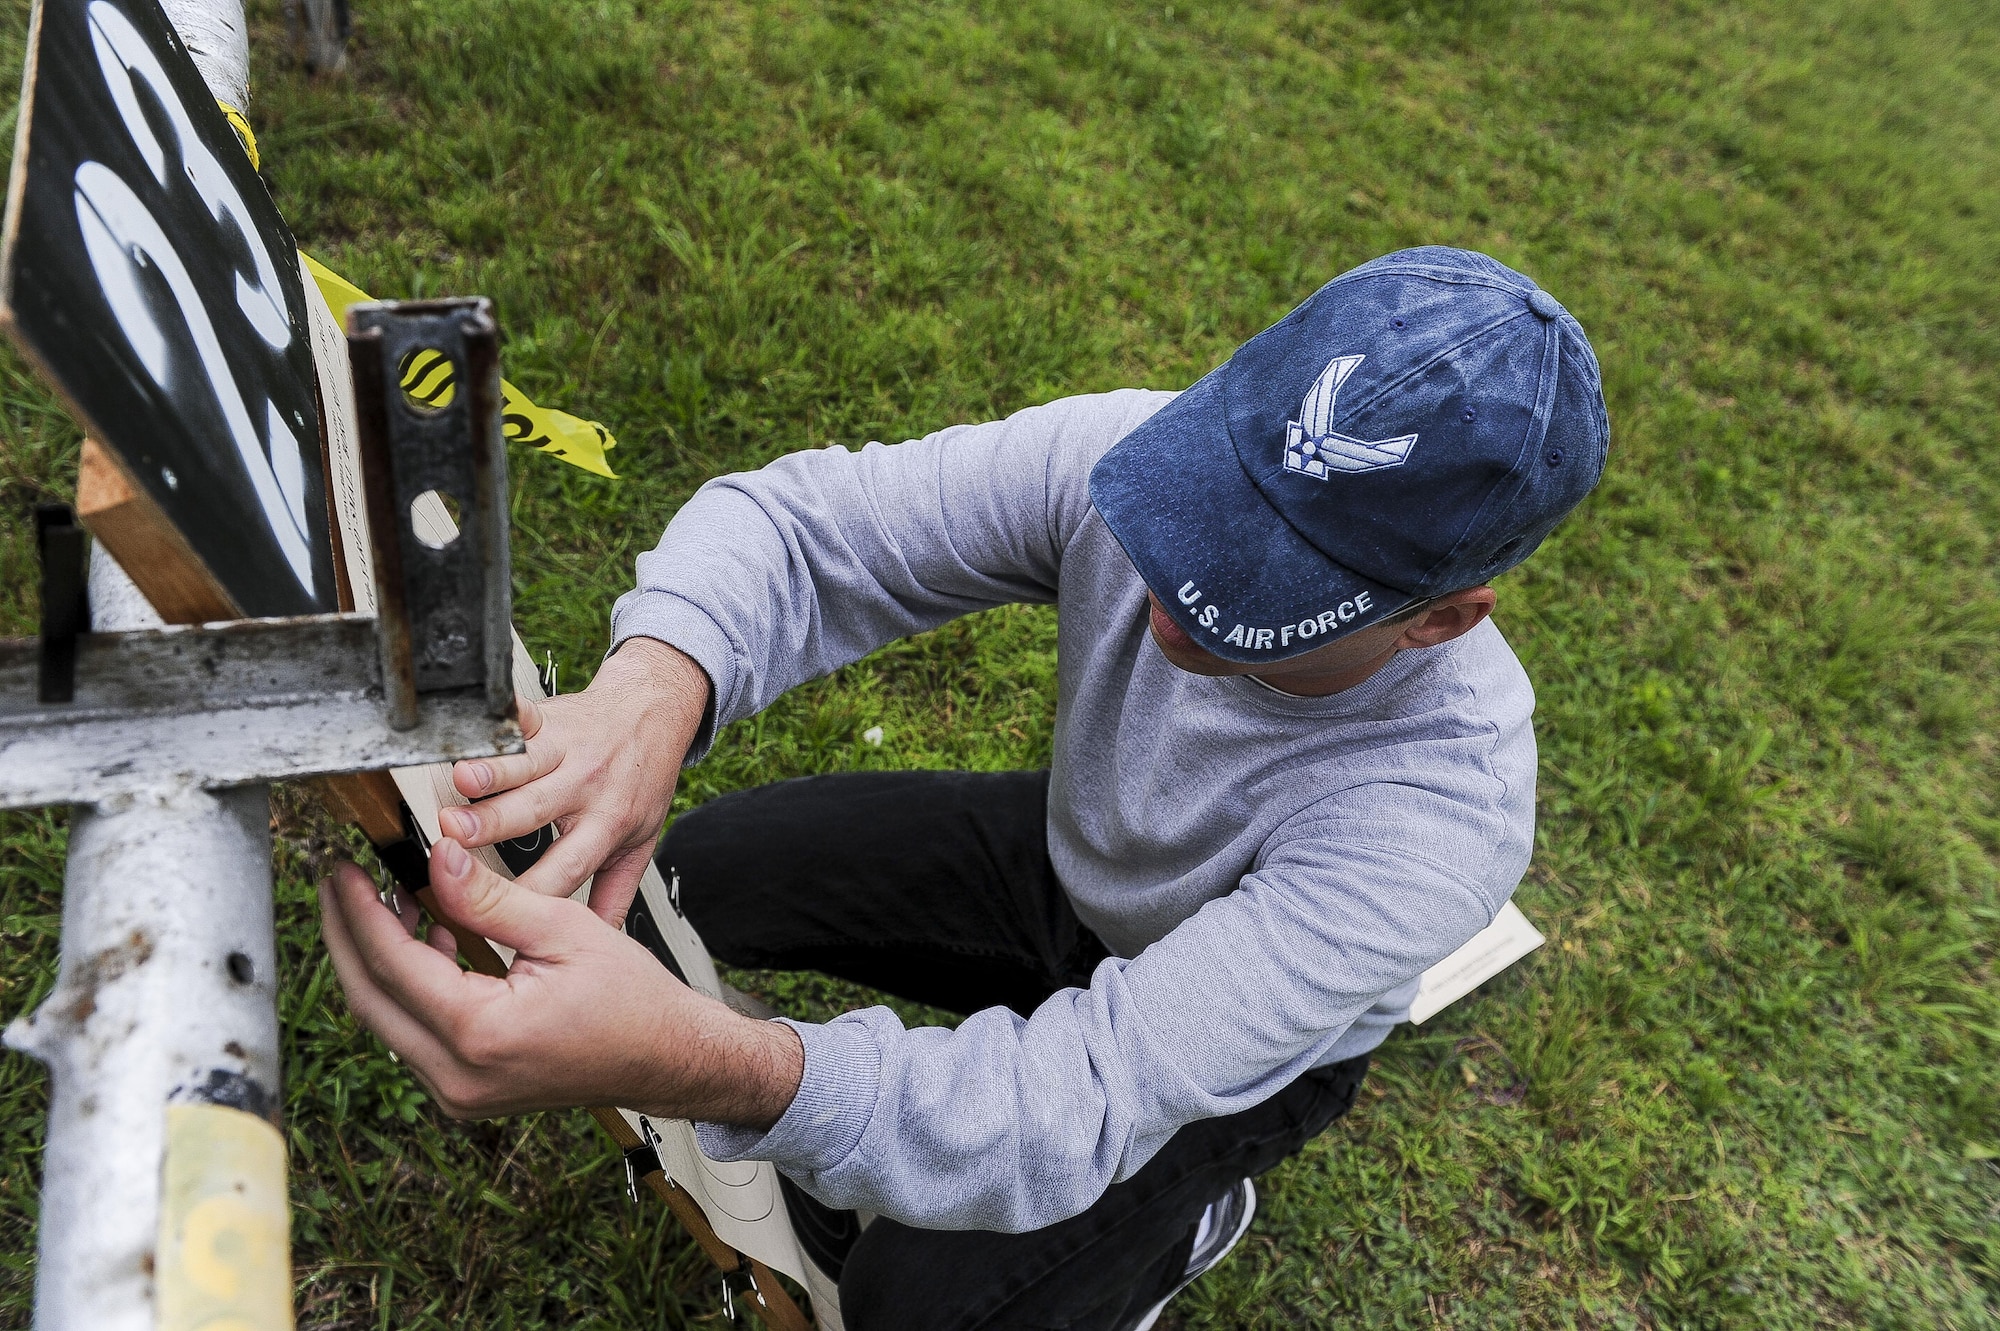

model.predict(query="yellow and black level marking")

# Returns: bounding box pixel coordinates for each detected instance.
[398,346,459,410]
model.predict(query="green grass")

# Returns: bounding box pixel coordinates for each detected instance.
[3,0,1999,1325]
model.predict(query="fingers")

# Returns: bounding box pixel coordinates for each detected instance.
[512,819,633,902]
[427,836,590,955]
[516,691,544,740]
[321,872,519,1121]
[383,880,422,939]
[439,780,571,847]
[452,750,548,802]
[319,868,460,1068]
[450,694,551,800]
[446,679,683,901]
[326,855,497,1039]
[583,843,653,928]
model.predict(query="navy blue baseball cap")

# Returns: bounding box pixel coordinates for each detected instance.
[1090,246,1608,663]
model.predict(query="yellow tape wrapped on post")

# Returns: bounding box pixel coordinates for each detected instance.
[215,102,260,171]
[301,253,620,478]
[157,1103,294,1331]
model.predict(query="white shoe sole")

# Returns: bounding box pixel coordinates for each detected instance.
[1128,1178,1257,1331]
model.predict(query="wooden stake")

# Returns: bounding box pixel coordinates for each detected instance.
[75,438,237,625]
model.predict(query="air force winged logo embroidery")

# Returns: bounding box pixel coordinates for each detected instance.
[1281,354,1420,479]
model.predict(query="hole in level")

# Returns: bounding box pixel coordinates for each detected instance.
[226,952,255,985]
[398,346,457,414]
[412,490,463,549]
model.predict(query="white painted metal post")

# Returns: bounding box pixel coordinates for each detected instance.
[7,541,291,1329]
[6,777,283,1331]
[83,548,166,633]
[158,0,250,109]
[2,14,525,1323]
[4,3,291,1320]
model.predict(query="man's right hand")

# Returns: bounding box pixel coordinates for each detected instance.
[439,636,709,927]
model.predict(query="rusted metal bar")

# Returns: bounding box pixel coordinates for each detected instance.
[0,614,524,810]
[33,505,89,704]
[347,297,514,727]
[347,319,417,730]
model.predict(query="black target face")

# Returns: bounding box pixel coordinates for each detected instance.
[1,0,334,616]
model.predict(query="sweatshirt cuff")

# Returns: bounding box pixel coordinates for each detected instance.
[607,592,740,763]
[694,1017,881,1176]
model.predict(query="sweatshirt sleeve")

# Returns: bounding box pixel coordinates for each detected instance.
[609,389,1175,759]
[695,772,1527,1232]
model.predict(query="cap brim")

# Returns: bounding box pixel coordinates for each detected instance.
[1089,369,1415,665]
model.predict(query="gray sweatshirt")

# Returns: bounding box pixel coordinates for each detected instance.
[609,389,1537,1232]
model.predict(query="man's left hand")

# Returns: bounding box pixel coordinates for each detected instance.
[319,838,803,1127]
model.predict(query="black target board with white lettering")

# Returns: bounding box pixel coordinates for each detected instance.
[1,0,335,616]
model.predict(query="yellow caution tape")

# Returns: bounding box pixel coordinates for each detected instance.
[217,97,618,478]
[216,101,260,171]
[156,1103,294,1331]
[216,99,620,481]
[301,254,620,478]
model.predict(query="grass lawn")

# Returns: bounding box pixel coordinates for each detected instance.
[3,0,1999,1325]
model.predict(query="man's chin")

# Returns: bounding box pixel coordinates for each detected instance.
[1147,603,1239,676]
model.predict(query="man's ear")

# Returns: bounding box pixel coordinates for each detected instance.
[1395,586,1496,650]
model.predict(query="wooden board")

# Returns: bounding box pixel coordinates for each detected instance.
[0,0,336,618]
[74,436,238,624]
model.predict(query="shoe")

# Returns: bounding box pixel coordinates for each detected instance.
[1125,1177,1257,1331]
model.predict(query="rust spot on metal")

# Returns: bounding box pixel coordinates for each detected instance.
[64,929,155,1023]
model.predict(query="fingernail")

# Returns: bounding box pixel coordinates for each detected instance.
[467,762,492,792]
[442,807,470,838]
[438,839,470,876]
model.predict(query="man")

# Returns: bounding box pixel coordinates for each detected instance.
[322,246,1608,1328]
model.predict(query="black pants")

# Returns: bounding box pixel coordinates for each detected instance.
[660,770,1369,1331]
